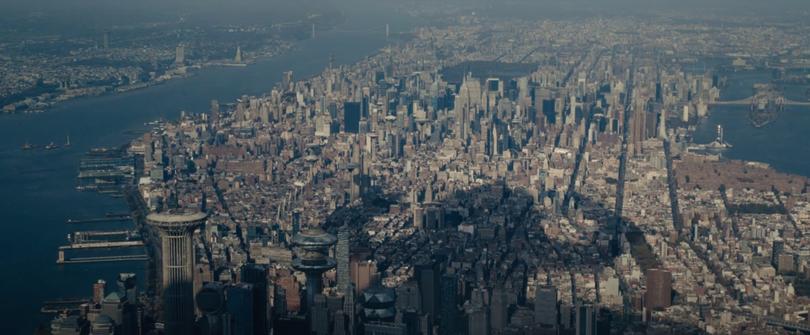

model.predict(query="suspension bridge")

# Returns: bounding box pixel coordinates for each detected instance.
[273,20,407,40]
[709,94,810,107]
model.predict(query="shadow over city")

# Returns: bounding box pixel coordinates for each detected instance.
[319,177,707,334]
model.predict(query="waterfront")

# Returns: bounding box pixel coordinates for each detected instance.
[694,69,810,178]
[0,26,393,333]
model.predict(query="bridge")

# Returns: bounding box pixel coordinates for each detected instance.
[275,21,405,40]
[709,94,810,107]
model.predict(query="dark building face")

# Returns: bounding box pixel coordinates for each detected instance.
[645,269,672,311]
[241,264,269,335]
[415,262,440,320]
[534,286,558,328]
[344,102,362,133]
[575,305,596,335]
[226,283,255,335]
[439,274,459,335]
[147,212,207,335]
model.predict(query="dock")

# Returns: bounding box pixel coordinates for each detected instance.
[58,240,143,250]
[70,230,138,243]
[41,299,90,313]
[66,216,131,224]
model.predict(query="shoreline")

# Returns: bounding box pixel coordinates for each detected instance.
[1,47,291,117]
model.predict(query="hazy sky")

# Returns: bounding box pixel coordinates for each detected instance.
[1,0,807,34]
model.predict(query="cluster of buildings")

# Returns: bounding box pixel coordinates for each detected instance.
[50,14,810,335]
[0,24,292,114]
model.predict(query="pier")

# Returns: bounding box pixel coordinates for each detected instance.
[56,252,148,265]
[58,240,143,250]
[40,299,91,313]
[66,216,131,224]
[70,230,138,243]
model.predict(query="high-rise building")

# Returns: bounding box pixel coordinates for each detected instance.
[575,304,596,335]
[282,71,294,91]
[466,305,489,335]
[311,294,330,335]
[439,274,459,335]
[645,269,672,311]
[415,262,439,319]
[772,240,785,267]
[344,283,357,335]
[351,259,378,295]
[337,225,351,292]
[93,280,106,305]
[292,228,337,308]
[534,285,558,329]
[361,286,397,322]
[345,102,362,133]
[364,322,407,335]
[147,212,207,335]
[117,273,137,305]
[490,286,508,332]
[395,281,421,313]
[175,44,185,66]
[225,283,255,335]
[240,264,269,335]
[196,282,226,335]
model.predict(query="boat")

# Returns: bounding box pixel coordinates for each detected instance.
[45,142,59,150]
[687,124,732,156]
[64,134,71,148]
[21,141,33,151]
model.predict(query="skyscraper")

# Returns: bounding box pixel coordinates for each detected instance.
[93,279,106,305]
[575,304,596,335]
[490,286,508,332]
[645,269,672,311]
[147,212,207,335]
[415,262,439,319]
[772,240,785,267]
[344,283,357,335]
[337,225,351,292]
[196,282,226,335]
[175,44,185,66]
[225,283,255,335]
[240,264,269,335]
[292,228,337,308]
[439,274,459,335]
[344,102,362,133]
[534,285,558,329]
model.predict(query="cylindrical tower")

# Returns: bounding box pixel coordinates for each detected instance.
[292,228,337,309]
[147,212,207,335]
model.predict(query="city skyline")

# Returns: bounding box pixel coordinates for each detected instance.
[3,1,810,335]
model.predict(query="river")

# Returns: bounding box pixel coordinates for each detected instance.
[693,69,810,178]
[0,22,400,333]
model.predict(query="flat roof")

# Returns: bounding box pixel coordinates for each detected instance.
[147,212,207,223]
